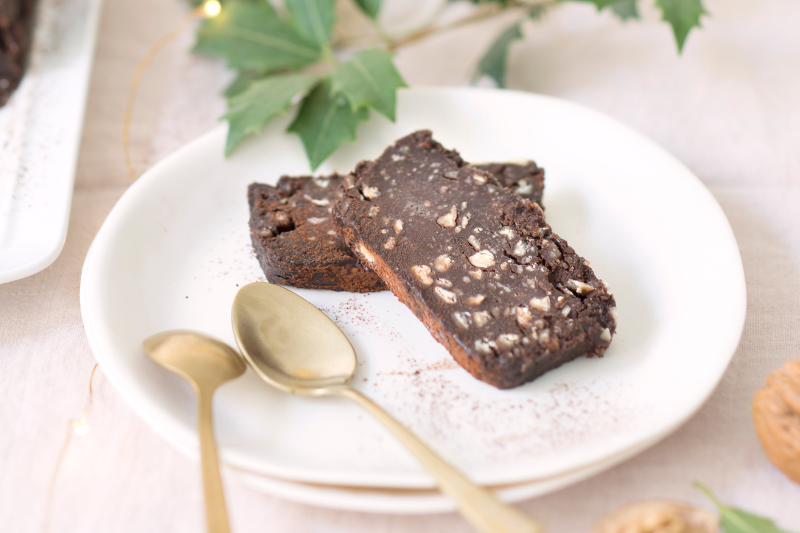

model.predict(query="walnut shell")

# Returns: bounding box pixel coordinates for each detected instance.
[752,358,800,484]
[593,501,718,533]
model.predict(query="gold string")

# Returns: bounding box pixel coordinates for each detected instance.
[41,363,101,533]
[122,1,221,181]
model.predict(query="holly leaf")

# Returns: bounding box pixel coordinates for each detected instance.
[223,70,265,98]
[354,0,382,19]
[696,483,796,533]
[223,72,318,156]
[655,0,706,52]
[288,79,369,170]
[474,21,522,88]
[611,0,639,20]
[284,0,336,48]
[329,48,406,121]
[194,1,321,72]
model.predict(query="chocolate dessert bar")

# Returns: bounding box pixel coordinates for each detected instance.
[249,175,386,292]
[333,131,615,389]
[0,0,36,107]
[249,163,544,293]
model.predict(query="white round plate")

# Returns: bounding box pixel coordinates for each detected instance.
[80,87,745,491]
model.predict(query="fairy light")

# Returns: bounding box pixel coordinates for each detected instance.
[71,418,90,436]
[203,0,221,18]
[123,1,221,181]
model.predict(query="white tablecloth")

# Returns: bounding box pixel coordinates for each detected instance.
[3,0,800,530]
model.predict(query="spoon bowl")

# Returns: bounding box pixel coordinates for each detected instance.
[232,281,356,394]
[232,282,544,533]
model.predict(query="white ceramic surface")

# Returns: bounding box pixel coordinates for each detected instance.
[229,435,658,514]
[80,88,746,491]
[0,0,103,283]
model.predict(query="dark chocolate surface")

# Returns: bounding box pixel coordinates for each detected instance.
[249,162,543,293]
[333,131,616,389]
[249,175,386,292]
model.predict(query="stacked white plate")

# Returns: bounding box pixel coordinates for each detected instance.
[80,88,746,513]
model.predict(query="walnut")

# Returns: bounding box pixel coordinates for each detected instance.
[593,501,717,533]
[436,206,458,228]
[752,358,800,484]
[361,186,381,199]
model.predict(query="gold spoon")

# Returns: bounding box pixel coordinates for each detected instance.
[231,282,545,533]
[143,330,246,533]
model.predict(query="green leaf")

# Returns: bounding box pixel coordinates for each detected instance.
[223,70,265,98]
[474,21,523,88]
[568,0,624,9]
[655,0,707,52]
[696,483,797,533]
[288,79,369,170]
[223,72,318,156]
[611,0,639,20]
[329,48,406,121]
[527,5,547,20]
[194,1,321,72]
[284,0,336,48]
[354,0,382,19]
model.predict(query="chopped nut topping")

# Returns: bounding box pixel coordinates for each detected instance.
[367,206,380,217]
[359,243,376,266]
[391,153,405,162]
[312,177,330,188]
[461,202,468,209]
[472,173,488,184]
[512,241,527,258]
[303,194,330,207]
[610,307,618,321]
[467,235,481,251]
[529,296,551,312]
[434,286,457,304]
[342,174,356,189]
[474,338,495,354]
[411,265,433,285]
[361,186,381,199]
[452,312,471,329]
[511,264,523,274]
[436,278,453,288]
[541,239,562,261]
[443,170,459,179]
[496,334,520,351]
[473,311,490,327]
[307,217,328,224]
[498,227,516,240]
[567,279,595,295]
[434,255,453,272]
[394,219,404,233]
[384,237,396,250]
[468,250,495,269]
[459,213,471,230]
[516,306,533,329]
[539,329,550,345]
[561,305,571,317]
[600,328,612,342]
[257,228,274,238]
[468,269,483,280]
[466,295,486,306]
[436,206,458,228]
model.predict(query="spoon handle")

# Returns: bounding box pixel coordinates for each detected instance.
[197,390,232,533]
[337,387,544,533]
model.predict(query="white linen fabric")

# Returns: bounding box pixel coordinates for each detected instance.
[2,0,799,531]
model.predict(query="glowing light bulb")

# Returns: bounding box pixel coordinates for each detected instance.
[71,419,89,436]
[203,0,221,18]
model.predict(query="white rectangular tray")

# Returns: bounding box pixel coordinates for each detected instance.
[0,0,103,283]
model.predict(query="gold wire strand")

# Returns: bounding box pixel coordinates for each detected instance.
[122,6,206,181]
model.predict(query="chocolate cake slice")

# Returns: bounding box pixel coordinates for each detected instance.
[333,131,616,389]
[249,174,387,292]
[0,0,36,107]
[249,162,544,293]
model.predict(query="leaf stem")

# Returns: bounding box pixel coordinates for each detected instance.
[694,481,726,510]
